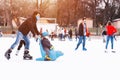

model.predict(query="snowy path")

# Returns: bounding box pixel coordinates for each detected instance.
[0,36,120,80]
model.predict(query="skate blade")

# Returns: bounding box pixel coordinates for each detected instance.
[112,51,116,53]
[23,57,33,60]
[105,51,107,53]
[4,54,10,60]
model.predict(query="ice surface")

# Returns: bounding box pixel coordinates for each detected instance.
[0,36,120,80]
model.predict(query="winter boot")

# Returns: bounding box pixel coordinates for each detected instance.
[23,51,33,60]
[44,55,51,61]
[4,49,12,60]
[105,49,108,53]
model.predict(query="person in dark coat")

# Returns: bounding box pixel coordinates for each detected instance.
[68,28,73,40]
[75,27,78,41]
[5,11,40,60]
[75,17,89,51]
[41,32,53,60]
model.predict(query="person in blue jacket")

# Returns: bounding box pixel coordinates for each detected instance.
[36,32,63,61]
[41,32,53,60]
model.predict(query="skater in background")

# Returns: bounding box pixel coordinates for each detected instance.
[68,28,73,40]
[113,35,117,41]
[50,31,54,41]
[0,31,3,37]
[102,27,107,43]
[61,28,65,41]
[86,31,91,41]
[105,21,117,53]
[75,17,89,51]
[4,11,40,60]
[75,27,78,41]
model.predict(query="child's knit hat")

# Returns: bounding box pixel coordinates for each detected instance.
[42,32,49,36]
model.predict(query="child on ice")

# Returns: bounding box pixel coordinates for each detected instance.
[41,32,53,60]
[36,32,63,61]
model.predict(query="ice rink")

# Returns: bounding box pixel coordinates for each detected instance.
[0,36,120,80]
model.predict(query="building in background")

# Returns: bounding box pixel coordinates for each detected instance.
[37,18,59,34]
[77,18,93,28]
[113,18,120,28]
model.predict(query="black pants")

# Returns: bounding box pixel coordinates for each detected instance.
[17,40,26,50]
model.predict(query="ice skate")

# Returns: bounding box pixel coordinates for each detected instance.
[75,47,78,51]
[44,55,51,61]
[105,49,108,53]
[4,49,12,60]
[83,48,87,51]
[5,52,10,60]
[23,51,32,60]
[15,54,18,56]
[111,50,116,53]
[23,54,32,60]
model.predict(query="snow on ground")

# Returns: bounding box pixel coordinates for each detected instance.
[0,36,120,80]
